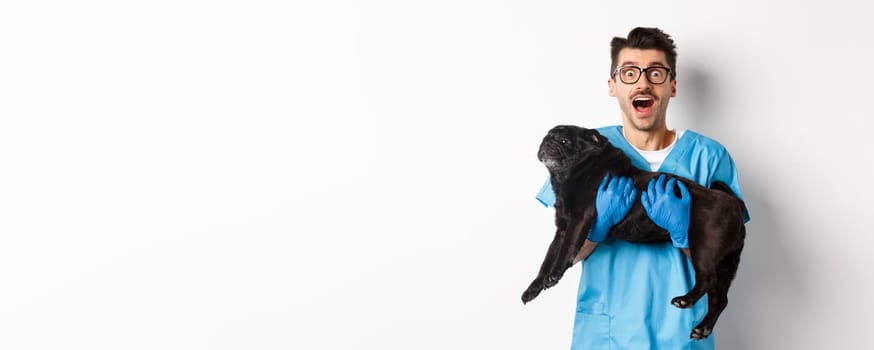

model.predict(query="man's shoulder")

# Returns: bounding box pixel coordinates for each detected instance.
[595,125,621,132]
[682,129,728,153]
[595,125,622,138]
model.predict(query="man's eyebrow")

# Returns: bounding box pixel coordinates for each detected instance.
[617,61,669,68]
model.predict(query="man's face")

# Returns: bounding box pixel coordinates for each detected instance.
[608,48,677,132]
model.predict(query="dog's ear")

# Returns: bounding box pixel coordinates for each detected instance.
[586,129,608,145]
[590,132,601,144]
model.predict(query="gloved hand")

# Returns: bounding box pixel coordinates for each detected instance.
[589,174,637,242]
[641,174,692,248]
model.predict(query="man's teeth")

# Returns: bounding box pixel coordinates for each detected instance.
[633,96,654,109]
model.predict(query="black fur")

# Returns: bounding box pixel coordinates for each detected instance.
[521,125,746,339]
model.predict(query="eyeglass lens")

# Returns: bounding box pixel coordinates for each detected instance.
[618,67,669,84]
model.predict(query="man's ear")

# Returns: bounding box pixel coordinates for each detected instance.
[671,78,677,97]
[608,78,616,97]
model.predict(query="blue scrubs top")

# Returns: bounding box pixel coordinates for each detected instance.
[536,126,750,350]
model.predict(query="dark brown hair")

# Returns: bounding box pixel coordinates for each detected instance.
[610,27,677,79]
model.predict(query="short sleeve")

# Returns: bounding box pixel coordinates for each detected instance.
[536,178,555,208]
[709,148,751,223]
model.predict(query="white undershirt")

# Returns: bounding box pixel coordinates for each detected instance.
[625,129,686,171]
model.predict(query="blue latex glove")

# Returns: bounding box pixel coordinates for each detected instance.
[589,174,637,242]
[641,174,692,248]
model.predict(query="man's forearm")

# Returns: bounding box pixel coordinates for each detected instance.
[573,240,599,264]
[681,247,691,258]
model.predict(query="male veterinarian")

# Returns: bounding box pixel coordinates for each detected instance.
[536,27,750,349]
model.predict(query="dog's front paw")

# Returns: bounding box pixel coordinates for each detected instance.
[521,283,542,304]
[545,272,563,288]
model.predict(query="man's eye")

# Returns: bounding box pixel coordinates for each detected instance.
[624,70,635,77]
[650,70,662,78]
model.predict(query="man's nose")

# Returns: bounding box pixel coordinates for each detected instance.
[634,75,652,89]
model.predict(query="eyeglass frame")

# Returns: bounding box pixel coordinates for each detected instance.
[611,65,676,84]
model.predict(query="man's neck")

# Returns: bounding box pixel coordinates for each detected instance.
[622,125,676,151]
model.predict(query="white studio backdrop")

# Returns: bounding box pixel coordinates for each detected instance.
[1,1,872,349]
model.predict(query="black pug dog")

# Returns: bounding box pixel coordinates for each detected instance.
[521,125,746,339]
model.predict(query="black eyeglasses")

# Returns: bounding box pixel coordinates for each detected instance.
[612,66,674,84]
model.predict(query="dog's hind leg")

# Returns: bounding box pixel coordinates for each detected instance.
[690,288,723,339]
[671,258,718,309]
[690,248,743,339]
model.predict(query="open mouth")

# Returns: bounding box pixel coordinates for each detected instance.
[632,96,655,113]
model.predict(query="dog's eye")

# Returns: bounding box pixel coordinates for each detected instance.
[559,138,569,145]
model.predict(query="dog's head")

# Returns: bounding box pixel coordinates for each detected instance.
[538,125,609,174]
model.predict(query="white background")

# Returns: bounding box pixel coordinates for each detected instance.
[2,1,872,349]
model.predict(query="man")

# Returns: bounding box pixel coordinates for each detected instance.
[535,27,750,349]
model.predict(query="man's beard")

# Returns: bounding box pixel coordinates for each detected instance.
[622,107,662,132]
